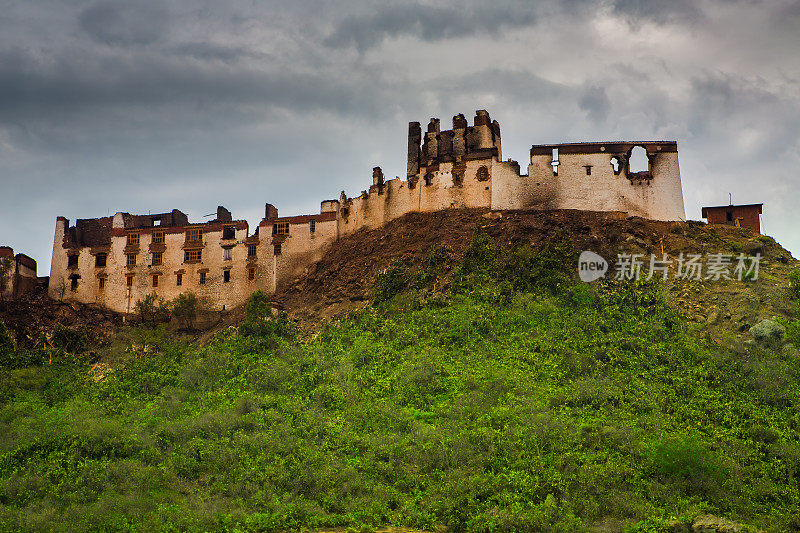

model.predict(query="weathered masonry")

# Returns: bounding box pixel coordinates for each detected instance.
[0,246,37,300]
[50,110,686,313]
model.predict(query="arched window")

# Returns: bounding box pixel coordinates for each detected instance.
[424,172,434,186]
[476,166,489,181]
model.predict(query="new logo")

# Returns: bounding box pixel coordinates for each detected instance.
[578,251,608,282]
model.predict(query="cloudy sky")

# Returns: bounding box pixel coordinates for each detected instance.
[1,0,799,273]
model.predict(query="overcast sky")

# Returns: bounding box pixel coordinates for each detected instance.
[1,0,799,273]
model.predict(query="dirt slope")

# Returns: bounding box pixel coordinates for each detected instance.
[274,208,799,341]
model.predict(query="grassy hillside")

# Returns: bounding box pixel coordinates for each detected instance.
[1,227,800,532]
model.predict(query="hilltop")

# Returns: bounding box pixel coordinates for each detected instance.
[1,209,799,532]
[276,208,798,341]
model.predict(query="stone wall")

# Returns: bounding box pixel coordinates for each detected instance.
[0,246,38,300]
[49,109,687,314]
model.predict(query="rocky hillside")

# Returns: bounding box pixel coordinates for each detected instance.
[276,208,799,341]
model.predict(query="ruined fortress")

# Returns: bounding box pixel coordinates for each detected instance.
[49,110,686,313]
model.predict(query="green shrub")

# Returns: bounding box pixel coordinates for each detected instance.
[645,435,726,495]
[172,292,198,330]
[0,321,14,364]
[789,270,800,299]
[373,260,408,304]
[134,294,171,326]
[50,324,90,353]
[239,291,295,340]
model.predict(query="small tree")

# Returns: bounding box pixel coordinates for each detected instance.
[134,294,171,327]
[172,292,198,330]
[0,257,12,303]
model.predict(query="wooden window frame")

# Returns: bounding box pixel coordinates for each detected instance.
[199,271,207,285]
[274,222,289,235]
[126,253,137,268]
[152,251,163,266]
[152,231,165,244]
[185,227,203,243]
[127,232,140,246]
[176,273,183,286]
[248,267,255,281]
[184,249,202,263]
[247,244,257,258]
[95,253,106,268]
[126,274,134,287]
[152,274,159,288]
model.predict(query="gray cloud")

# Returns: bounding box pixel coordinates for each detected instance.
[78,1,169,46]
[324,2,537,51]
[1,0,799,272]
[611,0,706,25]
[579,85,611,123]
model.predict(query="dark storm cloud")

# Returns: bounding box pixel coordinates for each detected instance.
[1,0,799,271]
[0,47,382,120]
[579,85,611,123]
[168,42,269,63]
[323,2,537,51]
[611,0,706,24]
[79,1,169,46]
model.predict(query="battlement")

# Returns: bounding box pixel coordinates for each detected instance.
[408,110,502,178]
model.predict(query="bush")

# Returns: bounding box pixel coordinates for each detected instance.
[0,320,16,367]
[239,291,295,340]
[134,294,171,326]
[50,324,90,353]
[373,260,408,304]
[645,434,726,496]
[789,270,800,299]
[172,292,198,330]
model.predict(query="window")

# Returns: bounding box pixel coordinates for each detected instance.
[222,225,235,240]
[152,231,165,244]
[127,232,140,246]
[152,274,159,288]
[726,211,734,222]
[70,277,78,291]
[628,146,649,173]
[152,251,163,266]
[223,247,232,261]
[185,228,203,242]
[176,273,183,286]
[126,274,134,287]
[551,149,559,176]
[310,220,316,234]
[199,272,207,285]
[95,253,106,268]
[99,277,105,291]
[126,253,137,268]
[223,270,231,283]
[273,222,289,235]
[68,254,79,267]
[247,244,257,258]
[424,172,434,186]
[274,244,282,256]
[584,165,592,176]
[248,267,255,281]
[184,249,201,263]
[476,166,489,181]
